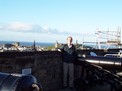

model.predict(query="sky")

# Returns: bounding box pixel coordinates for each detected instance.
[0,0,122,43]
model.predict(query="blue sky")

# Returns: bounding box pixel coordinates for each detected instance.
[0,0,122,43]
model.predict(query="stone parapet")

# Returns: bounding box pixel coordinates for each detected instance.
[0,51,63,91]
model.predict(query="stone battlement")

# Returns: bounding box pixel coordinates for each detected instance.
[0,51,62,91]
[0,49,121,91]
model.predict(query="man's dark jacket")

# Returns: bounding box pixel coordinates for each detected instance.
[61,44,77,63]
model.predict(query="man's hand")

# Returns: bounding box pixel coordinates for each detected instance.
[57,49,62,52]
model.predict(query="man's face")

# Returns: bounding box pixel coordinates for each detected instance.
[67,37,72,44]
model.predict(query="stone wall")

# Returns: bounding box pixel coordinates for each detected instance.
[0,51,63,91]
[0,49,111,91]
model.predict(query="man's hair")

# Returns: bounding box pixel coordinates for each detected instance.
[67,36,73,42]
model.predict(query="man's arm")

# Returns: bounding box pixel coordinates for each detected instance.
[57,44,65,52]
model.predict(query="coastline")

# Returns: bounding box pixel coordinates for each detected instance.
[0,40,54,47]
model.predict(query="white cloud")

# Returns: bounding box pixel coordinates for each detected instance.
[0,22,97,43]
[0,25,2,28]
[0,22,41,32]
[7,22,33,31]
[0,22,58,34]
[0,22,94,37]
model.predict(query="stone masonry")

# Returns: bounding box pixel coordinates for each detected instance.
[0,49,117,91]
[0,51,63,91]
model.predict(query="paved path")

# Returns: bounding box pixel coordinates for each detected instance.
[58,87,76,91]
[58,83,110,91]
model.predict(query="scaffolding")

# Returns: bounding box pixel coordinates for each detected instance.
[95,27,121,49]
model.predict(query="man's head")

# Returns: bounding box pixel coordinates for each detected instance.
[67,36,73,44]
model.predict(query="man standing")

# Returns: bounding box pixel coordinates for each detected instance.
[60,36,77,89]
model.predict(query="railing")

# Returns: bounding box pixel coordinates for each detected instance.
[75,57,122,91]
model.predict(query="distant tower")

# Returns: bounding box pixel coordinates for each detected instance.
[13,42,20,47]
[33,40,36,51]
[55,41,59,48]
[76,40,78,45]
